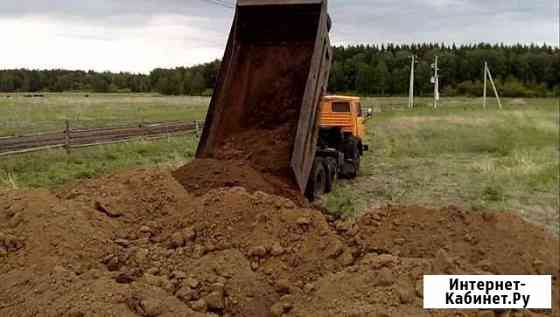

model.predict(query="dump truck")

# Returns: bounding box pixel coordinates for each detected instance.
[313,95,369,198]
[196,0,368,200]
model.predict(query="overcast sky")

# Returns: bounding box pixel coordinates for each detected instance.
[1,0,558,73]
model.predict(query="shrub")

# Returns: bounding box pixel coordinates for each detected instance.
[497,79,529,97]
[456,80,484,97]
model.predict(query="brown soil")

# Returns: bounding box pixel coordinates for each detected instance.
[194,45,312,197]
[199,42,312,185]
[214,124,295,178]
[172,158,304,205]
[0,169,558,317]
[174,102,304,204]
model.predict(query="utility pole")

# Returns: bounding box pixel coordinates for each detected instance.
[486,63,502,110]
[432,56,440,109]
[483,62,488,109]
[408,55,416,109]
[483,61,503,110]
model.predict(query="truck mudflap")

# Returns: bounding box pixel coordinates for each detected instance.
[196,0,332,194]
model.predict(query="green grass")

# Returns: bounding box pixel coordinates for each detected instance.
[0,93,209,136]
[325,97,559,233]
[0,135,198,189]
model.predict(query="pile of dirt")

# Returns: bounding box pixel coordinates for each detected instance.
[351,206,558,276]
[173,121,304,204]
[1,169,559,317]
[0,189,115,275]
[60,168,194,226]
[172,159,304,204]
[174,99,304,203]
[290,206,560,316]
[161,188,352,284]
[179,109,302,202]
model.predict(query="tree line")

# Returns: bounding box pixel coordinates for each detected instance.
[0,60,220,96]
[329,43,559,97]
[0,43,558,97]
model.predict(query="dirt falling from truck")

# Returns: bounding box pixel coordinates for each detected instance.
[173,45,314,203]
[173,123,303,203]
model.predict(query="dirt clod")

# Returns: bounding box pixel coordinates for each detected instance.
[141,298,164,317]
[374,267,395,287]
[396,283,415,304]
[94,200,122,218]
[270,302,285,317]
[183,227,196,241]
[190,298,207,313]
[205,290,225,311]
[170,232,185,249]
[270,243,285,256]
[249,246,267,257]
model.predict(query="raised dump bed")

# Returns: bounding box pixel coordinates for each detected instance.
[196,0,332,193]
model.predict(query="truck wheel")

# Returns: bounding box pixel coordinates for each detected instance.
[306,157,327,201]
[324,157,337,193]
[341,137,360,179]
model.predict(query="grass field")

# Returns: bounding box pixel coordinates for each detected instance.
[1,94,558,232]
[0,135,198,189]
[327,97,559,233]
[0,93,209,136]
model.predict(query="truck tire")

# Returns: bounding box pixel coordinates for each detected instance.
[341,137,360,179]
[306,157,328,201]
[324,157,337,193]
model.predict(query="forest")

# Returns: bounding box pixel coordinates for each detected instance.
[0,43,558,97]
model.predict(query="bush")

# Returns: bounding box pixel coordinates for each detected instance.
[453,79,552,98]
[456,80,484,97]
[525,83,547,98]
[498,80,529,97]
[441,86,458,97]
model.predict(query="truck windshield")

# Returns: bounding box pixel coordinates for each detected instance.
[332,102,350,113]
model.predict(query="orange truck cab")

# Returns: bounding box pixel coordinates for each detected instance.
[320,95,367,141]
[305,95,370,199]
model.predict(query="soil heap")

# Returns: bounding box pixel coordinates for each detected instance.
[0,168,558,317]
[172,125,304,204]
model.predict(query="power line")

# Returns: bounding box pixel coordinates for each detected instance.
[199,0,235,9]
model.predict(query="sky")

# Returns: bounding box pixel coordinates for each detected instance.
[1,0,558,73]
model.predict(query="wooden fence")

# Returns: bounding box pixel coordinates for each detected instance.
[0,120,200,156]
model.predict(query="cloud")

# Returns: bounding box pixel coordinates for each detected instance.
[329,0,558,45]
[1,0,557,72]
[0,14,227,73]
